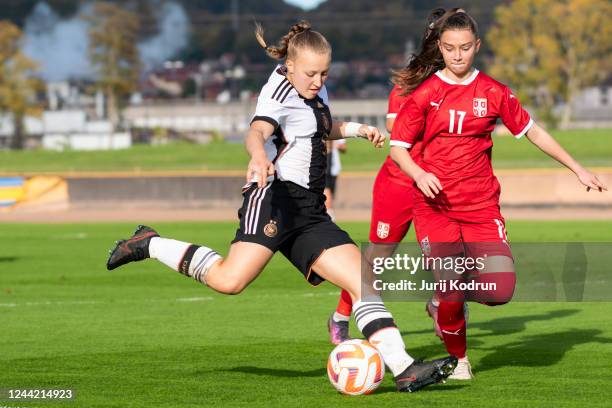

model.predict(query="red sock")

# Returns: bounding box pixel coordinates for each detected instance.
[335,290,353,316]
[438,301,466,358]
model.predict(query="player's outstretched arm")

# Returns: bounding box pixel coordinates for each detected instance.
[390,145,442,198]
[245,120,275,188]
[330,121,386,147]
[525,123,608,192]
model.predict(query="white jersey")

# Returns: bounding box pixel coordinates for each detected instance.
[251,65,332,193]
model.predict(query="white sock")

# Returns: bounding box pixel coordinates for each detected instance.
[189,247,222,285]
[149,237,190,270]
[149,238,221,285]
[333,311,350,322]
[353,299,414,376]
[458,356,469,363]
[369,328,415,376]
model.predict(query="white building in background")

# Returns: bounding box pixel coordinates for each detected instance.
[1,84,609,151]
[41,111,130,150]
[569,85,612,128]
[122,98,389,141]
[0,110,130,151]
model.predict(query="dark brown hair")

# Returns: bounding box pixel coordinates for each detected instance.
[392,8,479,95]
[255,20,331,61]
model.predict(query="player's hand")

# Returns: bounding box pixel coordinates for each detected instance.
[576,169,607,192]
[415,171,443,199]
[358,125,386,148]
[247,154,274,188]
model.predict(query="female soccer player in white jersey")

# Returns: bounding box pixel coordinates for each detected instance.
[388,9,607,380]
[106,21,457,392]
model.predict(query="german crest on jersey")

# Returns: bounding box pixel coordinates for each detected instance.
[263,220,278,237]
[473,98,487,117]
[376,222,390,239]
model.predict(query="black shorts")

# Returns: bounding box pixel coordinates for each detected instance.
[232,180,355,285]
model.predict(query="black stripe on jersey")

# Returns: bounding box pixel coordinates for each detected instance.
[251,115,279,129]
[273,81,292,102]
[272,78,289,99]
[302,95,332,193]
[272,79,290,100]
[279,84,294,103]
[271,125,287,165]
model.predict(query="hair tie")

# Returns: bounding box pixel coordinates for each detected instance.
[428,22,435,29]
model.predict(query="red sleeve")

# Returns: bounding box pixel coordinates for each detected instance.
[499,86,533,139]
[387,86,407,119]
[389,96,425,149]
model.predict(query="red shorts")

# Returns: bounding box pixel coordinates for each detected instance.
[413,203,512,259]
[369,163,415,243]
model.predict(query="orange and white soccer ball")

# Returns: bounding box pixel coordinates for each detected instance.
[327,339,385,395]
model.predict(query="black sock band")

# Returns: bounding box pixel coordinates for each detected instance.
[179,245,200,275]
[361,318,397,339]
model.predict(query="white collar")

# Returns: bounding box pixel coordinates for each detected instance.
[435,69,479,85]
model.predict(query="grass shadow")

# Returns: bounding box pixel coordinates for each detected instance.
[476,328,612,373]
[0,256,18,263]
[401,308,581,338]
[220,366,326,378]
[471,308,580,337]
[375,383,469,394]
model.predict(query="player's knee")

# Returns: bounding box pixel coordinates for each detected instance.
[216,275,248,295]
[474,272,516,305]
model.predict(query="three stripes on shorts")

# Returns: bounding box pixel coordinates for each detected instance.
[245,184,271,235]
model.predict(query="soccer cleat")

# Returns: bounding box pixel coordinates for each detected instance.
[395,356,458,392]
[106,225,159,270]
[327,314,350,345]
[426,299,469,340]
[448,357,474,380]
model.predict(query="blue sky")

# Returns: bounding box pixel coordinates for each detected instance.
[284,0,326,10]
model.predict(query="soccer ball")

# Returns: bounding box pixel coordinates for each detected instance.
[327,339,385,395]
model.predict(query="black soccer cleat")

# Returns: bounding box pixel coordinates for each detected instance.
[106,225,159,270]
[394,355,458,392]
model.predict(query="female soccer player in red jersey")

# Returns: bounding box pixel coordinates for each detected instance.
[328,8,454,345]
[389,9,607,379]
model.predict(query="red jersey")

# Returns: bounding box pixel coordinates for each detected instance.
[390,69,533,211]
[381,85,422,187]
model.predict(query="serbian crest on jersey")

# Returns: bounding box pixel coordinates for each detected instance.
[376,222,390,239]
[473,98,487,117]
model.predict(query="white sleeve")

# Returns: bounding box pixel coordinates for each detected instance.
[251,94,285,129]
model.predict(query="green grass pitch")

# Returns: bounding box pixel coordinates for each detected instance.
[1,220,612,407]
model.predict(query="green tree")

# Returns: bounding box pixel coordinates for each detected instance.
[85,2,140,126]
[487,0,612,128]
[0,20,43,150]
